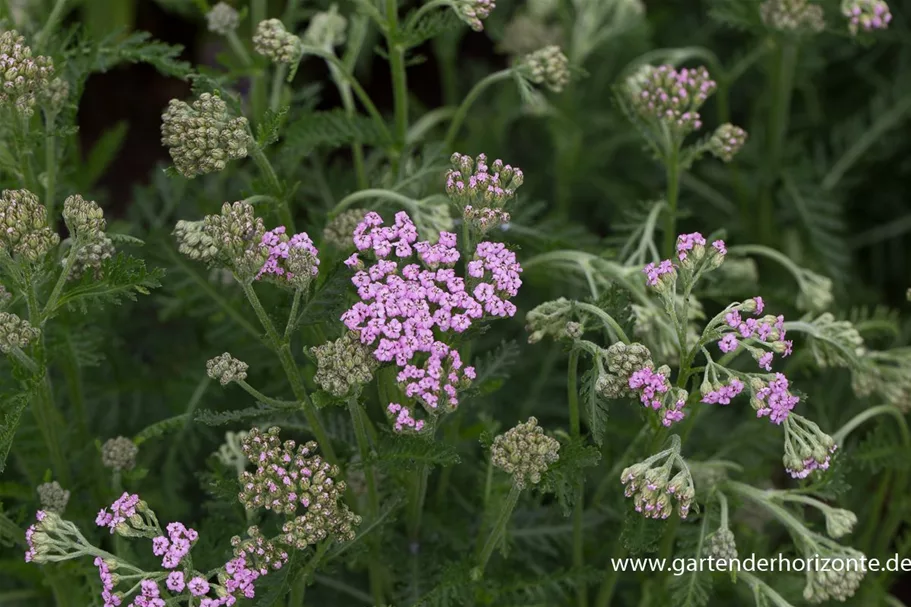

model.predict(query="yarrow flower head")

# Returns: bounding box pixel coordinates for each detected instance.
[0,189,60,262]
[701,376,745,405]
[0,30,54,116]
[37,481,70,514]
[206,352,248,386]
[519,45,570,92]
[760,0,826,32]
[238,427,361,547]
[750,373,800,424]
[621,439,695,519]
[451,0,495,31]
[0,311,39,354]
[446,152,524,233]
[801,541,865,603]
[206,2,240,35]
[94,492,143,535]
[302,4,347,50]
[63,194,115,280]
[322,209,366,250]
[101,436,138,472]
[253,19,302,64]
[706,527,738,562]
[256,226,320,290]
[311,331,379,398]
[490,417,560,489]
[709,123,748,162]
[174,220,219,263]
[25,510,59,564]
[595,342,655,398]
[152,521,199,569]
[161,93,251,178]
[341,211,521,431]
[841,0,891,35]
[782,414,836,479]
[628,64,717,136]
[201,201,268,281]
[628,364,688,426]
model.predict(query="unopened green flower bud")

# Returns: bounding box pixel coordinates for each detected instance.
[802,545,865,603]
[322,209,365,250]
[207,2,240,35]
[62,194,106,238]
[303,5,347,50]
[520,45,570,93]
[0,311,39,353]
[796,269,834,312]
[490,417,560,489]
[709,123,747,162]
[253,19,302,64]
[40,77,68,114]
[706,527,738,562]
[311,332,379,398]
[0,189,59,262]
[174,219,219,262]
[760,0,826,33]
[36,481,70,513]
[0,30,54,116]
[824,507,857,539]
[206,352,248,386]
[102,436,138,471]
[161,93,251,178]
[203,201,268,280]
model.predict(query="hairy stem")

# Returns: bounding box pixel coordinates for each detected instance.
[269,64,288,112]
[248,142,292,229]
[36,0,68,48]
[250,0,268,123]
[662,147,681,259]
[567,348,587,606]
[44,112,57,222]
[475,484,521,576]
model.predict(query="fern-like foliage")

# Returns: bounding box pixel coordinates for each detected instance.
[51,253,164,316]
[284,110,393,153]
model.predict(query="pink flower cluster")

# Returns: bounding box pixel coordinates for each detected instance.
[701,377,744,404]
[643,259,674,287]
[445,152,523,208]
[94,557,121,606]
[676,232,725,262]
[256,226,320,282]
[126,580,165,607]
[633,65,717,133]
[786,445,837,480]
[717,297,793,371]
[756,373,799,424]
[24,510,44,563]
[642,233,726,286]
[628,367,684,426]
[340,211,521,431]
[152,521,198,568]
[843,0,891,35]
[95,492,140,533]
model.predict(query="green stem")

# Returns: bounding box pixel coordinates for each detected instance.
[36,0,68,48]
[331,188,420,216]
[239,281,337,464]
[594,543,628,607]
[250,0,268,123]
[567,348,587,606]
[662,148,680,259]
[10,346,39,374]
[759,39,798,244]
[284,289,302,341]
[33,376,70,486]
[475,484,522,576]
[225,31,253,67]
[832,404,910,446]
[289,541,331,605]
[44,112,57,222]
[348,396,385,605]
[248,142,292,229]
[269,64,288,112]
[574,302,631,344]
[385,0,408,169]
[41,242,80,323]
[443,70,513,150]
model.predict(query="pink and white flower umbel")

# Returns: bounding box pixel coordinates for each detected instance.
[842,0,892,35]
[340,210,522,432]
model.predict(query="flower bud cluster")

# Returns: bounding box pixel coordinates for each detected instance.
[206,2,240,35]
[451,0,495,31]
[230,526,289,574]
[705,528,737,562]
[311,331,379,397]
[0,311,39,353]
[322,209,366,250]
[621,447,695,519]
[253,19,302,64]
[822,507,857,539]
[303,5,347,50]
[628,65,716,136]
[174,220,219,262]
[782,414,836,479]
[628,365,688,426]
[801,542,865,603]
[95,492,143,534]
[708,123,748,162]
[37,481,70,513]
[40,77,68,114]
[445,152,523,233]
[239,428,361,547]
[0,30,54,116]
[490,417,560,489]
[206,352,249,386]
[760,0,826,32]
[201,201,268,280]
[161,93,250,178]
[525,298,583,343]
[256,226,320,290]
[595,341,653,399]
[851,349,911,412]
[63,195,115,280]
[807,313,863,369]
[519,45,570,93]
[25,510,56,563]
[0,189,59,262]
[101,436,138,471]
[750,372,800,424]
[795,269,833,312]
[842,0,891,35]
